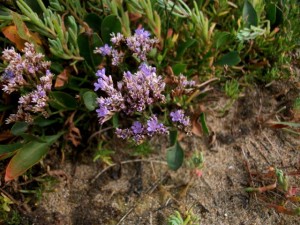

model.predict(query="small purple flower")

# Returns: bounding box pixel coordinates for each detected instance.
[131,121,144,134]
[95,44,112,56]
[116,128,131,139]
[94,69,116,94]
[135,28,151,38]
[170,110,184,122]
[96,68,106,78]
[96,106,109,118]
[2,70,14,80]
[111,49,124,66]
[146,115,168,136]
[2,43,53,123]
[111,33,124,45]
[138,63,156,77]
[125,28,158,62]
[170,110,191,127]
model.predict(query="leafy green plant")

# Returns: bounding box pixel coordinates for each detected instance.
[0,193,13,212]
[168,209,200,225]
[0,1,298,220]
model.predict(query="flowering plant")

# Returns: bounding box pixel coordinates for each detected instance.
[93,28,195,146]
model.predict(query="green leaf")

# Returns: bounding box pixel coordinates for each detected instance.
[5,132,63,182]
[34,117,61,127]
[101,15,122,44]
[83,91,98,111]
[84,13,102,34]
[200,112,209,135]
[172,64,187,75]
[242,0,258,27]
[215,51,241,66]
[20,134,47,143]
[214,32,231,49]
[176,38,196,59]
[11,121,28,136]
[169,130,178,146]
[24,0,43,14]
[0,143,22,155]
[49,91,77,110]
[274,5,283,27]
[266,3,277,25]
[166,141,184,170]
[78,32,103,68]
[112,113,119,128]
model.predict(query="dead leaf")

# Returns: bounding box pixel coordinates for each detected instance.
[2,25,26,50]
[55,69,69,88]
[64,112,82,147]
[0,130,14,142]
[191,115,202,137]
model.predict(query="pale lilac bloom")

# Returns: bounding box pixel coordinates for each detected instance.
[121,63,165,114]
[126,28,159,61]
[115,128,131,139]
[94,68,115,94]
[170,110,190,126]
[94,44,112,56]
[111,33,124,45]
[146,115,168,136]
[135,28,151,38]
[131,121,144,134]
[111,49,124,66]
[116,117,167,143]
[1,43,54,123]
[96,92,125,124]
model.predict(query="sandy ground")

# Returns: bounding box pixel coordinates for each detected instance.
[24,81,300,225]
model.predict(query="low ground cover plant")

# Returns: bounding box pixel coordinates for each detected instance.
[0,0,299,222]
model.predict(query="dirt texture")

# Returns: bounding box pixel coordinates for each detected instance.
[24,81,300,225]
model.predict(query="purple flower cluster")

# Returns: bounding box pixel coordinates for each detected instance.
[1,43,53,124]
[172,74,196,96]
[94,28,158,65]
[6,70,53,124]
[115,115,168,143]
[1,43,50,93]
[121,63,165,114]
[126,28,159,61]
[94,63,165,124]
[170,110,190,126]
[93,29,194,143]
[170,109,192,133]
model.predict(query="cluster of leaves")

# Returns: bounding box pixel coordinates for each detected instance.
[167,209,199,225]
[0,0,298,211]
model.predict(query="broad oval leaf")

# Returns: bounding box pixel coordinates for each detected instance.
[214,32,232,49]
[49,91,78,110]
[0,142,22,155]
[215,51,241,66]
[84,13,102,34]
[78,32,103,68]
[172,64,187,75]
[169,130,178,146]
[166,141,184,171]
[83,91,98,111]
[242,0,258,27]
[101,15,121,44]
[11,121,28,136]
[5,133,63,182]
